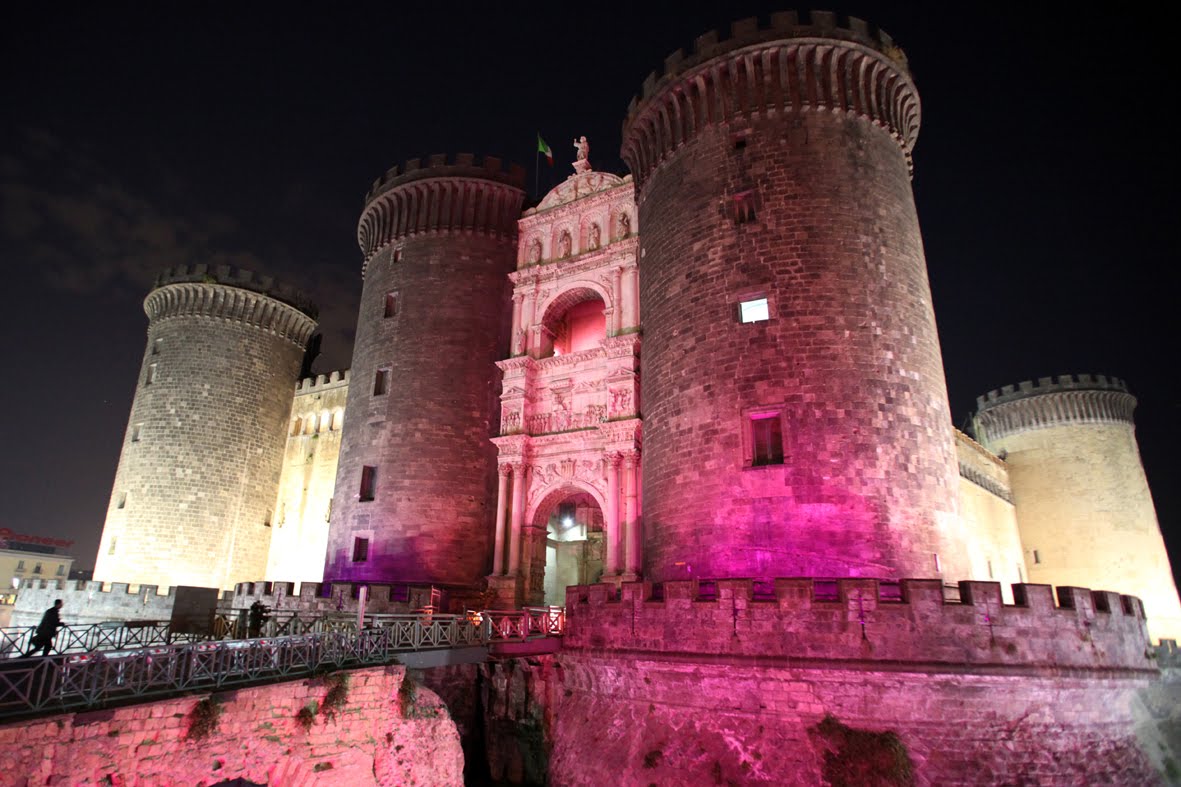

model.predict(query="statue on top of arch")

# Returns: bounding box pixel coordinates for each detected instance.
[572,136,591,174]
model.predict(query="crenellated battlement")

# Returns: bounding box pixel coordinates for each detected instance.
[357,153,527,263]
[564,578,1152,672]
[295,369,350,394]
[973,374,1137,443]
[229,580,479,615]
[152,264,318,318]
[976,374,1130,408]
[621,11,918,191]
[146,266,319,349]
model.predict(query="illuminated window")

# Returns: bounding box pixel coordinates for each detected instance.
[749,413,784,466]
[739,297,769,324]
[383,292,398,318]
[359,466,377,501]
[374,369,390,396]
[352,537,369,562]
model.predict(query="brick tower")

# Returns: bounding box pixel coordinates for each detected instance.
[324,155,526,590]
[94,265,318,590]
[621,12,970,582]
[974,374,1181,641]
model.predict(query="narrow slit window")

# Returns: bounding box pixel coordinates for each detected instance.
[352,537,370,563]
[108,538,117,555]
[750,414,784,466]
[359,466,377,501]
[117,492,127,510]
[374,369,390,396]
[151,338,162,356]
[131,424,142,443]
[145,363,158,386]
[384,292,398,318]
[739,297,769,324]
[1033,549,1041,564]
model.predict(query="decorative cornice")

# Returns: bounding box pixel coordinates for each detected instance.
[958,462,1013,504]
[621,11,918,193]
[973,375,1137,444]
[144,281,318,349]
[511,237,639,284]
[152,264,317,318]
[530,171,632,214]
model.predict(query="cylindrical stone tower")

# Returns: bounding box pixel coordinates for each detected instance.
[95,265,318,590]
[974,374,1181,642]
[622,12,970,582]
[325,154,525,588]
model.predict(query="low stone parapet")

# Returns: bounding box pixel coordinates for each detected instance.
[564,578,1153,672]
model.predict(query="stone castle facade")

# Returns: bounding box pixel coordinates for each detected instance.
[91,9,1178,652]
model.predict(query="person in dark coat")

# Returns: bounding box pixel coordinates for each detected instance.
[248,600,270,638]
[25,599,63,657]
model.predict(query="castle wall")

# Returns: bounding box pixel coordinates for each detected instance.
[94,266,317,591]
[954,429,1025,601]
[326,155,525,588]
[974,376,1181,643]
[0,666,463,786]
[623,15,969,582]
[265,371,349,584]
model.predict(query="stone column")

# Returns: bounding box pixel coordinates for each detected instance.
[510,294,525,356]
[492,464,510,574]
[621,265,638,331]
[508,462,526,573]
[623,452,640,579]
[605,453,621,575]
[611,266,624,334]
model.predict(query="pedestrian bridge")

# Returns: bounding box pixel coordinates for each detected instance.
[0,607,563,721]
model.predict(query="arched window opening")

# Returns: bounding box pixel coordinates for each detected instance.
[541,491,604,606]
[540,290,606,358]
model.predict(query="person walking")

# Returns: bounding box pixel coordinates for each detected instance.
[24,599,64,657]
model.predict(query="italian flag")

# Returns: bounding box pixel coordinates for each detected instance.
[537,133,553,166]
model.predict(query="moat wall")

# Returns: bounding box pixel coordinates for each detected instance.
[0,665,462,786]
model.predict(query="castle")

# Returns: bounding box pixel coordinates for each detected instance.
[53,12,1181,781]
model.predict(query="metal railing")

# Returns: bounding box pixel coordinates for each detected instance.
[0,607,564,720]
[0,621,204,659]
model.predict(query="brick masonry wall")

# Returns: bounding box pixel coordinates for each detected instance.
[634,109,968,583]
[95,282,314,591]
[0,665,462,786]
[327,171,524,588]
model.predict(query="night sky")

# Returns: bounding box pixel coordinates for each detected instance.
[2,3,1176,580]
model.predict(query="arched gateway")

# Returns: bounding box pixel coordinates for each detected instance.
[487,156,641,607]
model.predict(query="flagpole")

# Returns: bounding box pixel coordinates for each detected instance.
[535,145,540,198]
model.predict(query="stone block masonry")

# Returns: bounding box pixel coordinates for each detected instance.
[624,14,970,584]
[0,665,462,786]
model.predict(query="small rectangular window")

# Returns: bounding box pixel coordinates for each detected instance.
[987,559,994,579]
[750,413,784,466]
[1017,563,1024,583]
[384,292,398,318]
[264,508,273,528]
[360,466,377,501]
[730,190,758,224]
[1033,549,1041,564]
[352,537,370,562]
[56,565,65,576]
[131,424,142,443]
[739,297,769,324]
[108,538,118,556]
[33,564,42,575]
[145,363,158,386]
[117,492,127,509]
[374,369,390,395]
[393,248,403,263]
[151,338,162,356]
[933,553,942,573]
[16,560,24,571]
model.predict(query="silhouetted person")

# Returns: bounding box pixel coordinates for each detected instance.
[248,600,270,638]
[25,599,63,657]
